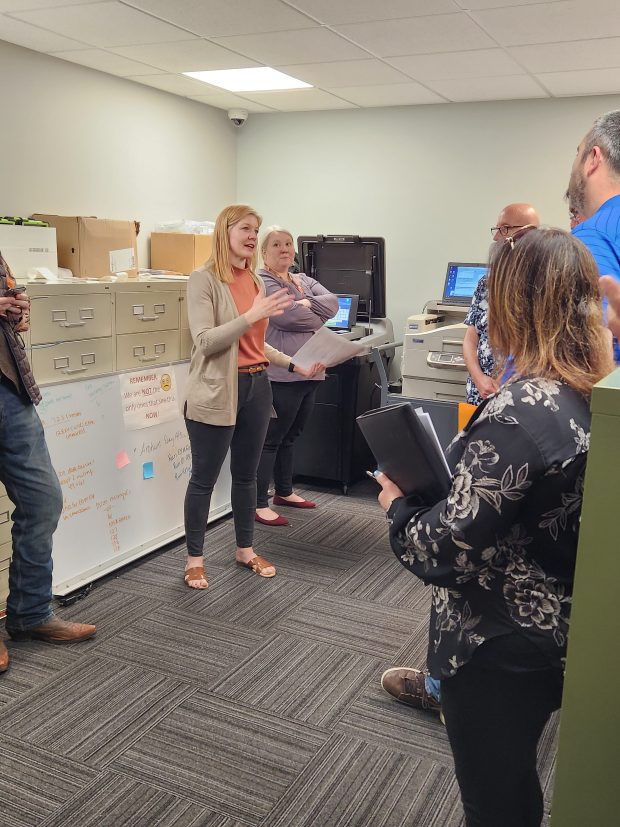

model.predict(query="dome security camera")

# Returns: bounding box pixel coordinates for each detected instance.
[228,109,248,127]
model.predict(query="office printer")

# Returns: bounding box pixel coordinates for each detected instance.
[401,262,487,402]
[294,235,394,490]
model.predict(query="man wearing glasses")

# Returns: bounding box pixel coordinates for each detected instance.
[568,110,620,361]
[462,203,540,405]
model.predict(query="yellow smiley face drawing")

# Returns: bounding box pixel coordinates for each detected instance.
[160,373,172,392]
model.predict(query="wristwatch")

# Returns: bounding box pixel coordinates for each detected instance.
[288,362,296,373]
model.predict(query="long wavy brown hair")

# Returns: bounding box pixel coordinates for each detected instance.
[207,204,262,284]
[487,227,613,395]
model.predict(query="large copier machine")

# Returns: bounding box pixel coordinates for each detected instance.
[401,262,487,403]
[293,235,394,492]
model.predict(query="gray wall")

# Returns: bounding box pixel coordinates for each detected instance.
[236,95,620,342]
[0,39,237,269]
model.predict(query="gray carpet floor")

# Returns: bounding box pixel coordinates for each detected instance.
[0,479,557,827]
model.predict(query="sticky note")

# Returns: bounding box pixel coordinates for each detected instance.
[115,450,130,470]
[142,462,154,480]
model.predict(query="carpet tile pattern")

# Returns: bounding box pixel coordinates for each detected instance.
[0,479,558,826]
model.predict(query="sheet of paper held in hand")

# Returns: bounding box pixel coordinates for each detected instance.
[292,326,369,370]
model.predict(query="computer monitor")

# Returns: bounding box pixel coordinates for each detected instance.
[325,294,359,331]
[442,262,488,305]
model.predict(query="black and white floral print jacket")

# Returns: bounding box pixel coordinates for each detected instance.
[388,378,591,679]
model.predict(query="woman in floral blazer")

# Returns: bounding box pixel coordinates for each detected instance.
[377,228,613,827]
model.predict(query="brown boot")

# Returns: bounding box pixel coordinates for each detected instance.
[0,639,9,672]
[8,616,96,645]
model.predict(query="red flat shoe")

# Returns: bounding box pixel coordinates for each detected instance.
[272,495,316,509]
[255,512,289,526]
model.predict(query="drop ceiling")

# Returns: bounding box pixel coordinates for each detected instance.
[1,0,620,113]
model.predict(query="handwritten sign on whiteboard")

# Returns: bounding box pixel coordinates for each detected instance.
[119,367,179,430]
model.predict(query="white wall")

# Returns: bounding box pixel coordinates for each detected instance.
[0,40,236,268]
[237,94,620,342]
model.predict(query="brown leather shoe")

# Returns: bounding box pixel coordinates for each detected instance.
[381,667,442,714]
[8,616,96,645]
[0,639,9,672]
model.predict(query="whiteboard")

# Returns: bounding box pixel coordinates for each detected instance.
[38,363,232,595]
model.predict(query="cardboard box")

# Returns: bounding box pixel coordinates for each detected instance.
[32,214,139,279]
[150,232,213,275]
[0,225,58,278]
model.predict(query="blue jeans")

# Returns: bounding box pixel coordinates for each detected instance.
[426,675,442,703]
[0,380,63,631]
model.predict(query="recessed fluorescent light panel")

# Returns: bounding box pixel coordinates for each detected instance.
[183,67,311,92]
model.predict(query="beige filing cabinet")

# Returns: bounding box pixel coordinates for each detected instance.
[26,279,188,386]
[0,280,188,612]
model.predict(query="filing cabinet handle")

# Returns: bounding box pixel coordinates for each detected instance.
[62,367,88,375]
[140,315,159,322]
[138,355,159,362]
[59,321,86,328]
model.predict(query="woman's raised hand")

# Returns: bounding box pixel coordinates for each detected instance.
[245,288,292,325]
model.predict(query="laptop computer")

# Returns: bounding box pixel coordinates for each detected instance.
[442,262,488,306]
[325,294,359,332]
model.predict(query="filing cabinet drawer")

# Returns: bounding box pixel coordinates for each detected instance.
[0,557,9,610]
[30,293,112,344]
[31,337,114,385]
[0,496,11,548]
[116,291,179,335]
[0,537,11,566]
[180,327,193,359]
[116,330,179,371]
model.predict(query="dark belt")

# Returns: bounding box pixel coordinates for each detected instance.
[238,364,266,374]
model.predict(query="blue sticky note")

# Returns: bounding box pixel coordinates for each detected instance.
[142,462,154,480]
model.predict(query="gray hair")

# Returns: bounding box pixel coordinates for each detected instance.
[259,225,294,256]
[583,110,620,177]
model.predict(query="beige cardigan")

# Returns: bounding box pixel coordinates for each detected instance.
[184,264,292,425]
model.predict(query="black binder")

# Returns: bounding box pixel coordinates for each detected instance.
[356,403,452,503]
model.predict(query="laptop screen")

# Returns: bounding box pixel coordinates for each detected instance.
[325,294,359,330]
[442,262,487,305]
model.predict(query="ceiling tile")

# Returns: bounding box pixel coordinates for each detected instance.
[428,74,548,102]
[471,0,620,46]
[0,0,102,9]
[335,13,495,57]
[123,0,316,37]
[9,1,193,48]
[328,81,445,106]
[285,0,459,25]
[388,48,523,81]
[52,48,165,77]
[275,59,411,87]
[238,88,358,111]
[452,0,556,7]
[0,14,86,51]
[211,26,370,65]
[510,38,620,74]
[111,39,259,73]
[537,68,620,97]
[128,72,222,96]
[187,90,278,112]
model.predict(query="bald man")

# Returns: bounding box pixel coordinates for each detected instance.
[462,203,541,405]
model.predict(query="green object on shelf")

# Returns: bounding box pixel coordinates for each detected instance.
[0,217,49,227]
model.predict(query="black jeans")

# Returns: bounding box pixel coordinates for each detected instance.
[256,380,318,508]
[184,370,272,555]
[440,634,564,827]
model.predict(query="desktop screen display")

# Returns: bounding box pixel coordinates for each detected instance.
[443,262,488,304]
[325,294,358,330]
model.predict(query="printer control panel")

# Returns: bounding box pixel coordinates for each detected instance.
[427,351,466,370]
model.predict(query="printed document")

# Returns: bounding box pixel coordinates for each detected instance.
[292,326,368,370]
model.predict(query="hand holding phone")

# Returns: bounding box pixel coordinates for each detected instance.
[365,469,380,482]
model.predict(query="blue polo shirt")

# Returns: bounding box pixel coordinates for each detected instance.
[572,194,620,361]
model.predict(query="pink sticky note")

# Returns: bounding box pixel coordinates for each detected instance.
[115,450,130,470]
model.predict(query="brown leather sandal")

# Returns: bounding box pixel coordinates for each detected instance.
[184,566,208,589]
[236,555,276,578]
